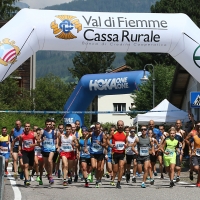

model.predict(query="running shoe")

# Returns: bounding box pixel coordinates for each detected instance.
[5,171,9,175]
[39,180,43,185]
[116,182,121,189]
[176,176,180,182]
[141,183,146,188]
[24,180,30,187]
[30,176,34,182]
[68,178,72,184]
[196,182,200,187]
[36,176,41,182]
[95,183,99,188]
[85,182,89,187]
[132,177,136,183]
[154,171,158,176]
[106,174,110,178]
[74,175,78,182]
[122,175,126,179]
[63,181,68,186]
[147,176,150,180]
[110,181,116,186]
[79,170,83,179]
[126,173,130,183]
[189,172,193,181]
[150,179,154,185]
[49,177,54,184]
[170,181,174,188]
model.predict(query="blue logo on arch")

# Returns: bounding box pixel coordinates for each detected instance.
[59,20,74,33]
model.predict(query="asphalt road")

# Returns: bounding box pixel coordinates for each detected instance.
[3,169,200,200]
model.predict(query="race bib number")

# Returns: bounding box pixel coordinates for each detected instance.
[165,149,174,157]
[43,138,53,149]
[140,147,149,156]
[115,141,125,150]
[15,141,19,146]
[196,148,200,156]
[62,142,73,152]
[23,139,33,149]
[81,145,90,155]
[0,147,8,153]
[91,142,102,153]
[179,143,182,148]
[35,146,41,153]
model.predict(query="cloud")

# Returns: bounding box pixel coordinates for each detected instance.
[20,0,73,9]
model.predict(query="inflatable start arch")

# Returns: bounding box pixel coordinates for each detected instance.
[1,9,200,123]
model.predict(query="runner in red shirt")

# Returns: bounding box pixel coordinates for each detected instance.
[107,120,127,189]
[19,122,38,187]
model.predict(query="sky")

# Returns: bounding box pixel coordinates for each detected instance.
[20,0,73,9]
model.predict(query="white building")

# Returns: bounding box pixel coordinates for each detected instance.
[98,93,134,126]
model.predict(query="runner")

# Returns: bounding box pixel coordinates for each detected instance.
[10,120,24,180]
[148,129,158,181]
[78,126,92,187]
[132,125,155,188]
[157,125,169,178]
[18,122,37,187]
[148,120,162,176]
[84,122,106,188]
[71,123,79,182]
[174,120,185,182]
[41,119,56,185]
[125,127,138,183]
[107,120,127,189]
[33,128,44,185]
[162,127,179,187]
[57,123,79,186]
[0,127,10,175]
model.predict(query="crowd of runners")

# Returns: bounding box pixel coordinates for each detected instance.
[0,115,200,189]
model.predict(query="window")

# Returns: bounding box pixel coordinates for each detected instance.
[113,103,126,112]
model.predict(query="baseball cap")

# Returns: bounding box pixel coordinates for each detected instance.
[90,125,95,128]
[82,126,88,132]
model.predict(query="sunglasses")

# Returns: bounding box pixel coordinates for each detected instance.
[141,128,147,131]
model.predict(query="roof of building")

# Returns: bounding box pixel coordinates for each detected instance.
[110,64,132,73]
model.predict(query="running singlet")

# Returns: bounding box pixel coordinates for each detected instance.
[35,143,42,157]
[107,139,112,158]
[21,132,35,152]
[90,132,103,154]
[79,138,91,158]
[60,134,74,152]
[193,135,200,156]
[126,135,137,155]
[0,135,9,153]
[13,127,23,148]
[164,138,179,157]
[112,131,126,154]
[42,130,55,152]
[137,136,150,156]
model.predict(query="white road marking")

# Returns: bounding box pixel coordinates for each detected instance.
[7,168,22,200]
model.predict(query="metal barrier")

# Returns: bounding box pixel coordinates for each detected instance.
[0,155,5,200]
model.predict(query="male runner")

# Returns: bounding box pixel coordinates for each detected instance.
[132,125,155,188]
[107,120,127,189]
[0,127,10,175]
[84,122,106,188]
[10,120,24,180]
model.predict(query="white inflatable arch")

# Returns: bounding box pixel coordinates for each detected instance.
[0,9,200,82]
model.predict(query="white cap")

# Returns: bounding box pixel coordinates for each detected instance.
[90,125,95,128]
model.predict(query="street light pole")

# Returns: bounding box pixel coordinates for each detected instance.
[141,64,155,108]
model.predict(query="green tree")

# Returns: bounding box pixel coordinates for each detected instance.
[33,74,74,111]
[129,64,175,117]
[69,52,116,79]
[0,0,20,20]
